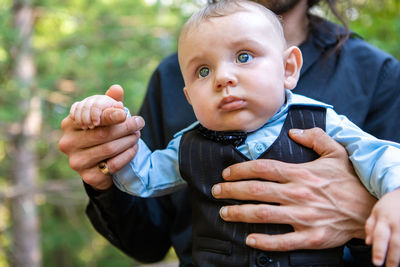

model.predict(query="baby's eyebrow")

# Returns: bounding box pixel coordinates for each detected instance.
[185,55,205,69]
[228,38,264,50]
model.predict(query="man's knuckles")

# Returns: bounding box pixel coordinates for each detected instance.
[305,127,325,138]
[60,117,72,131]
[249,160,275,177]
[254,205,274,222]
[92,126,114,139]
[99,141,119,157]
[58,132,77,154]
[69,155,84,171]
[287,187,315,202]
[58,137,70,154]
[247,181,269,196]
[307,229,328,248]
[81,169,112,189]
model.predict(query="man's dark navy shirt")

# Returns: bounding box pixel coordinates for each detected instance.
[84,16,400,266]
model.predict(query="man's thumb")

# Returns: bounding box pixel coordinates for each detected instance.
[288,127,346,157]
[100,108,127,126]
[106,84,124,102]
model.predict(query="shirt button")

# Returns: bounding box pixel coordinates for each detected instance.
[255,143,264,154]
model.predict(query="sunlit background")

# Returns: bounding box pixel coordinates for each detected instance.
[0,0,399,266]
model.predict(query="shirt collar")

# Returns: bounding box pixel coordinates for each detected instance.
[268,90,332,125]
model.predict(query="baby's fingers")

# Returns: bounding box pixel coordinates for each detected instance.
[385,231,400,267]
[69,102,79,120]
[70,96,98,129]
[71,101,86,129]
[372,221,391,266]
[90,97,123,127]
[82,97,98,129]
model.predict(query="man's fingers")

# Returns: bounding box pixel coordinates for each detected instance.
[106,144,139,173]
[223,159,295,183]
[100,107,127,126]
[80,166,114,190]
[79,144,139,191]
[60,114,87,134]
[212,180,299,204]
[212,180,284,202]
[245,232,309,251]
[222,129,349,184]
[106,84,124,102]
[289,127,347,158]
[60,116,143,151]
[219,204,305,225]
[69,133,140,171]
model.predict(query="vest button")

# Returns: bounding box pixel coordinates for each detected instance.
[256,253,273,267]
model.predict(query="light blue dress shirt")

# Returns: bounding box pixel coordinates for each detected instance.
[113,91,400,199]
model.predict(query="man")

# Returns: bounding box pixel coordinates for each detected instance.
[59,0,400,265]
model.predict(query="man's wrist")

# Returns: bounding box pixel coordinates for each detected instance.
[92,179,114,192]
[83,180,115,198]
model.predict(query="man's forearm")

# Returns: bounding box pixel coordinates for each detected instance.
[84,182,172,262]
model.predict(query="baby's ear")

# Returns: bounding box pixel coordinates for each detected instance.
[183,87,192,105]
[283,46,303,90]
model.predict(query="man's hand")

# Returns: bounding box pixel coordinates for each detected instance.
[58,84,145,190]
[212,128,377,251]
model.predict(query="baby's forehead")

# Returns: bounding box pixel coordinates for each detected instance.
[179,2,285,47]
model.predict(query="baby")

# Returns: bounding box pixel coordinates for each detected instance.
[70,1,400,266]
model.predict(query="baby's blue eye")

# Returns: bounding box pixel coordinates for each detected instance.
[237,53,253,63]
[198,67,210,78]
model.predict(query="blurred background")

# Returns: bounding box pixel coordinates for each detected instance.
[0,0,399,266]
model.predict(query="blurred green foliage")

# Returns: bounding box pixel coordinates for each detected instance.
[330,0,400,59]
[0,0,399,266]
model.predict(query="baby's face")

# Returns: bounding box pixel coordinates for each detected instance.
[179,6,287,132]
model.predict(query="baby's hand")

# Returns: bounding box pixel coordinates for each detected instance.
[365,188,400,267]
[70,95,124,129]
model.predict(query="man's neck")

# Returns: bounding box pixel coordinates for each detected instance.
[281,0,309,47]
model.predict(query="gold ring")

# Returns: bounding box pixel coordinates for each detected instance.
[98,161,111,175]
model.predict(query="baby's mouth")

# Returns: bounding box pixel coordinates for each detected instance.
[218,96,245,111]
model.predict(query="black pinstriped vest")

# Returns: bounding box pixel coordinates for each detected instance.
[179,106,343,267]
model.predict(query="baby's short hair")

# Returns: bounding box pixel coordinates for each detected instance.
[179,0,286,48]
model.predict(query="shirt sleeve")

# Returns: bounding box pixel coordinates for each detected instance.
[112,135,187,198]
[326,108,400,198]
[362,57,400,143]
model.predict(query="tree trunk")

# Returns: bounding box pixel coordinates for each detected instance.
[10,0,41,266]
